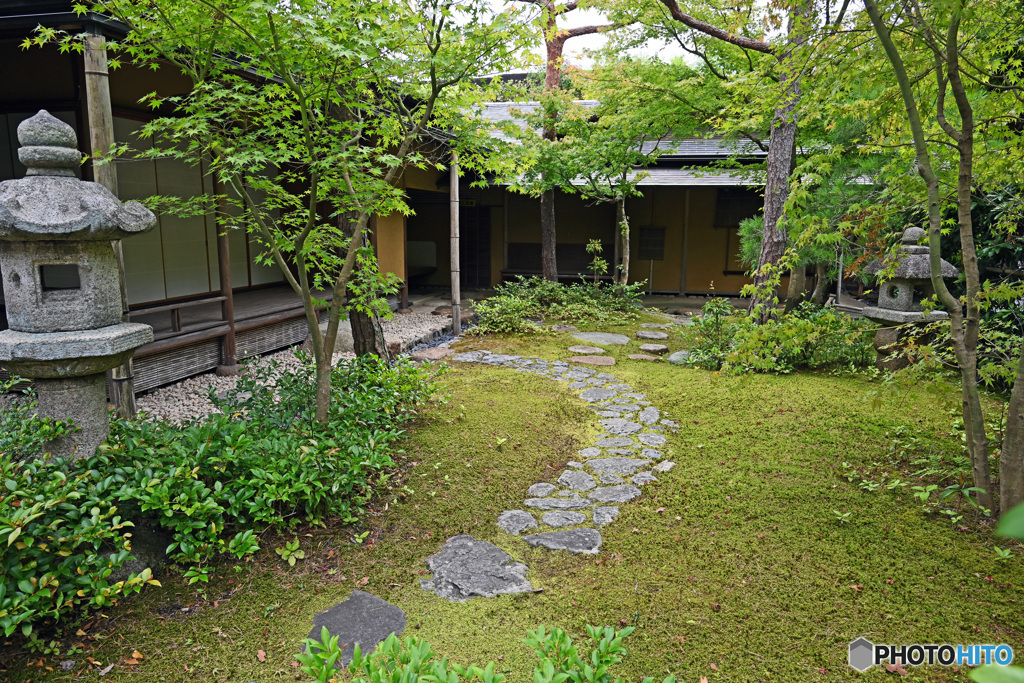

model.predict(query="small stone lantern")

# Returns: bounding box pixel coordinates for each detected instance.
[0,110,156,459]
[861,226,958,370]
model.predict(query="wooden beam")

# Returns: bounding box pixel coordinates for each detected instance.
[450,151,461,335]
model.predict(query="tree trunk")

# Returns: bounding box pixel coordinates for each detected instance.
[1001,343,1024,512]
[810,262,829,305]
[784,263,806,313]
[540,187,558,281]
[351,308,389,359]
[616,197,630,285]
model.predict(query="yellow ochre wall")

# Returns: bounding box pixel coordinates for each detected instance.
[375,213,405,280]
[624,188,685,292]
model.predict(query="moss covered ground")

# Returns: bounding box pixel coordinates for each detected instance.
[4,315,1023,682]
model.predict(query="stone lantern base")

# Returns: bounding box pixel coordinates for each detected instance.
[34,374,110,460]
[863,306,949,372]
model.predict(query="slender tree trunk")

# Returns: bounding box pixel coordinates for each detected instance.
[1001,344,1024,511]
[616,197,630,285]
[351,308,389,358]
[784,263,806,312]
[810,262,829,305]
[540,187,558,281]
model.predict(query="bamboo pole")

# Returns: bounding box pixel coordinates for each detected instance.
[450,151,461,335]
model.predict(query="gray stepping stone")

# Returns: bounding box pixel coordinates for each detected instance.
[638,433,667,447]
[557,490,581,498]
[586,378,607,385]
[564,370,591,381]
[603,404,640,413]
[611,397,635,404]
[551,324,579,333]
[557,470,596,492]
[586,457,651,475]
[553,377,571,382]
[308,590,406,666]
[598,473,625,485]
[528,483,556,497]
[524,528,602,555]
[623,393,647,400]
[632,471,658,486]
[420,536,533,602]
[571,355,616,366]
[572,332,629,346]
[525,497,592,510]
[606,384,632,391]
[596,411,618,418]
[628,354,660,361]
[592,506,620,526]
[638,344,669,355]
[578,447,602,458]
[482,354,521,365]
[595,372,616,380]
[636,330,669,340]
[569,382,589,389]
[640,448,663,459]
[667,351,691,364]
[580,388,617,402]
[653,461,676,473]
[542,511,586,527]
[567,461,585,469]
[601,418,643,435]
[640,323,669,328]
[568,345,605,355]
[452,351,485,362]
[589,485,642,503]
[605,448,636,456]
[661,419,679,428]
[498,510,538,535]
[595,437,635,448]
[638,407,660,424]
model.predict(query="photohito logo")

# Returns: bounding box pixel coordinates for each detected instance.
[848,638,1015,671]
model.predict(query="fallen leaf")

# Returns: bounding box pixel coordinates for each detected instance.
[710,662,719,671]
[98,663,115,676]
[656,507,666,514]
[358,576,369,586]
[701,678,709,683]
[75,628,87,636]
[132,650,144,660]
[849,584,863,592]
[884,660,908,676]
[257,649,266,663]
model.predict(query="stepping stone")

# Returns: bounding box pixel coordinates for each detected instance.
[586,378,607,385]
[567,461,585,469]
[595,437,635,448]
[636,330,669,340]
[653,461,675,473]
[596,373,616,380]
[589,484,642,503]
[640,448,663,459]
[628,354,661,361]
[596,411,618,418]
[586,457,651,475]
[525,497,592,511]
[557,490,581,498]
[600,418,642,435]
[452,351,485,362]
[307,590,406,666]
[578,447,602,458]
[638,344,669,355]
[498,510,538,535]
[580,388,617,402]
[572,332,629,346]
[551,324,579,333]
[661,419,680,428]
[638,433,667,447]
[420,536,533,602]
[598,473,625,485]
[640,323,669,329]
[411,347,453,361]
[631,471,658,486]
[606,384,632,391]
[524,528,602,555]
[568,345,605,355]
[667,351,691,364]
[564,370,591,381]
[557,470,596,492]
[527,483,555,497]
[623,393,647,400]
[569,382,589,389]
[638,407,660,424]
[570,355,615,366]
[592,506,619,526]
[605,448,636,456]
[542,511,586,527]
[603,404,639,413]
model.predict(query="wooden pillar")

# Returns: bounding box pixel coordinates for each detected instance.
[449,151,461,335]
[84,27,137,418]
[215,191,240,375]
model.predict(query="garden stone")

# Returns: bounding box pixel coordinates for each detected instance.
[580,388,617,402]
[631,471,658,486]
[589,485,642,503]
[640,323,669,328]
[572,332,629,346]
[638,344,669,355]
[638,433,667,447]
[307,590,406,666]
[557,490,581,498]
[638,407,660,424]
[527,483,555,497]
[595,437,634,448]
[411,347,453,362]
[592,507,619,526]
[600,418,642,435]
[585,457,651,475]
[578,447,602,458]
[542,511,586,528]
[596,372,616,380]
[653,461,675,473]
[567,461,584,469]
[605,448,636,456]
[569,382,589,389]
[523,528,602,555]
[564,370,591,381]
[596,411,618,418]
[482,354,520,365]
[570,355,615,366]
[498,510,538,535]
[557,470,596,492]
[603,404,639,413]
[568,345,605,355]
[661,419,679,428]
[640,449,663,459]
[623,393,646,400]
[611,397,634,404]
[553,376,570,382]
[635,330,669,340]
[606,384,632,391]
[598,474,625,485]
[550,324,578,333]
[586,378,607,385]
[525,497,592,511]
[667,351,691,365]
[628,354,660,361]
[420,536,533,602]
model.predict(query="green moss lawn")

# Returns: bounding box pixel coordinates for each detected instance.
[4,315,1022,682]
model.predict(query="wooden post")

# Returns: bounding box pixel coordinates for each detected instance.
[84,27,137,418]
[450,151,461,335]
[214,190,240,375]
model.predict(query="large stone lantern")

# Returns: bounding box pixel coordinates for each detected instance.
[861,226,958,370]
[0,110,156,459]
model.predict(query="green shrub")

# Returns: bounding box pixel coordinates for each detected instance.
[679,296,739,370]
[0,377,74,462]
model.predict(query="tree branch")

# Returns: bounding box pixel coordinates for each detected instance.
[659,0,775,55]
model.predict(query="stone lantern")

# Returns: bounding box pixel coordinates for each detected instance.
[0,110,156,459]
[861,226,958,370]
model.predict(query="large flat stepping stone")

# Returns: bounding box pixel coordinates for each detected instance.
[595,436,635,448]
[570,355,615,366]
[580,388,617,402]
[632,471,658,485]
[586,457,651,475]
[551,324,579,332]
[524,528,602,555]
[628,353,661,361]
[557,470,596,492]
[638,433,667,447]
[452,351,485,362]
[542,511,586,527]
[638,344,669,355]
[589,484,642,503]
[638,407,660,424]
[653,461,676,472]
[572,332,629,346]
[411,347,453,362]
[308,591,406,665]
[420,535,533,602]
[528,483,556,497]
[636,330,669,340]
[667,351,691,364]
[498,510,538,535]
[568,345,605,354]
[640,323,669,328]
[600,418,642,435]
[525,497,592,510]
[593,506,619,526]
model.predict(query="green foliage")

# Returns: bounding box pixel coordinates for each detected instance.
[679,295,738,370]
[0,378,73,462]
[297,625,675,683]
[275,538,305,567]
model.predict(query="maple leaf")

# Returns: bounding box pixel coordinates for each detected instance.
[710,662,719,671]
[257,649,267,662]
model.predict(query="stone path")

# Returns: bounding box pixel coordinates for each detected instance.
[450,346,678,556]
